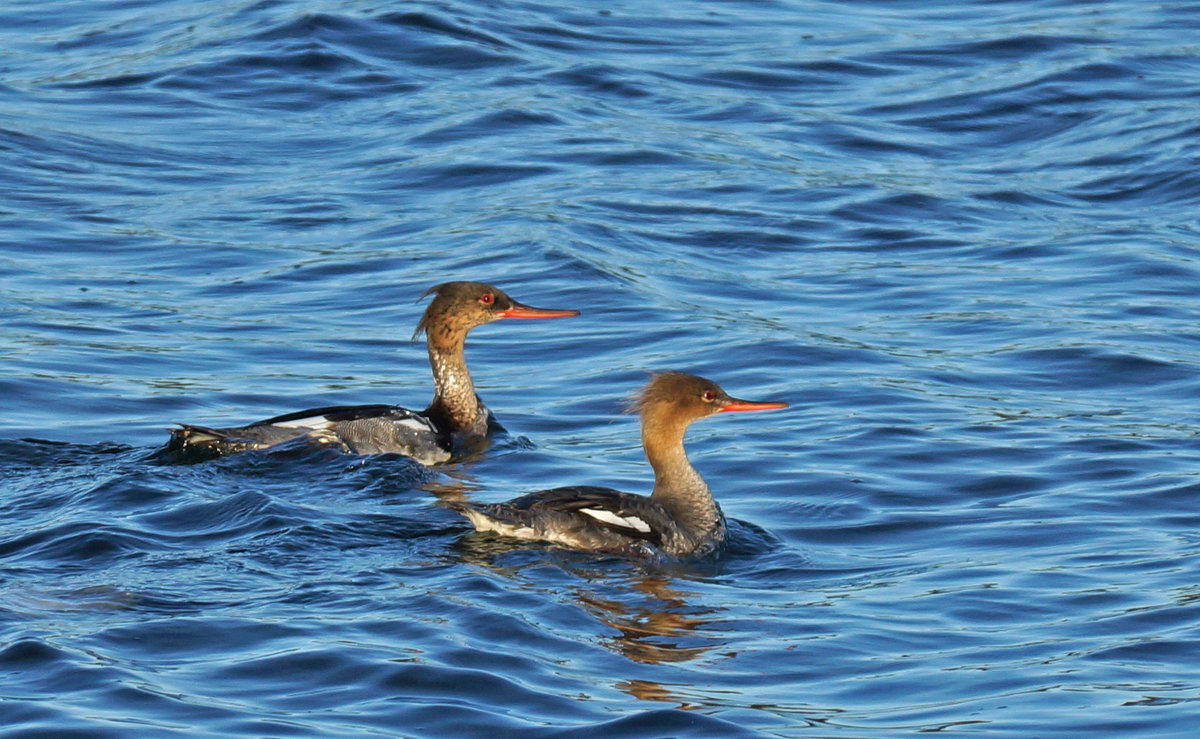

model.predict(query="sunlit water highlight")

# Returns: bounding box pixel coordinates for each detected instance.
[3,1,1200,736]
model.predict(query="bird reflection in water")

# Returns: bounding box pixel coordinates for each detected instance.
[445,523,727,666]
[431,470,734,670]
[614,679,699,710]
[572,575,718,664]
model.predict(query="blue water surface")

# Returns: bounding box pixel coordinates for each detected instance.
[3,0,1200,736]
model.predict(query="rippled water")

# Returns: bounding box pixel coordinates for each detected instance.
[4,0,1200,735]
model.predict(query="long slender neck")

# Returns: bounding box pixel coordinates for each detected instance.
[644,416,721,536]
[425,330,480,432]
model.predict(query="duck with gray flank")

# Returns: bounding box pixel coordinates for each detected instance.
[165,282,579,463]
[450,372,785,557]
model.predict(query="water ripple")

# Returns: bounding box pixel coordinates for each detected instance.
[5,0,1200,736]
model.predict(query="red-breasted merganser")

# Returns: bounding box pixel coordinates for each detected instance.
[450,372,786,557]
[165,282,578,463]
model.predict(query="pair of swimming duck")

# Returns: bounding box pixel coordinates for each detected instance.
[167,281,786,558]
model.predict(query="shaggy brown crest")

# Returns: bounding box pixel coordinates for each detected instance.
[630,372,730,417]
[412,281,515,340]
[412,281,578,341]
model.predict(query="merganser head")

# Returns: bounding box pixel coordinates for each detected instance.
[634,372,787,429]
[413,281,579,342]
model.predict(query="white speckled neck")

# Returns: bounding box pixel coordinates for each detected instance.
[427,344,479,430]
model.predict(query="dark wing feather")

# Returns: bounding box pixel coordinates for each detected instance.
[510,486,667,547]
[254,404,432,428]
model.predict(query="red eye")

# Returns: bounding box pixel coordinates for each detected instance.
[480,293,494,305]
[702,390,716,402]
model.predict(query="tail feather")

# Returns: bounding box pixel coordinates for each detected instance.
[447,501,540,539]
[169,424,226,445]
[161,423,263,461]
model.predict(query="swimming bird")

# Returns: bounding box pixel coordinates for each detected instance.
[164,281,579,463]
[449,372,786,557]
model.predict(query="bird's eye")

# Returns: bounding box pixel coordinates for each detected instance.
[479,293,494,305]
[702,390,716,402]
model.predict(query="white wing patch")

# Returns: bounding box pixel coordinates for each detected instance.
[272,412,433,434]
[579,507,652,533]
[396,416,436,433]
[271,416,335,430]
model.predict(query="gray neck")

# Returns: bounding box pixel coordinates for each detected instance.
[645,425,722,538]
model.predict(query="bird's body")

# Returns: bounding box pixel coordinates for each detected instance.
[169,403,468,464]
[164,282,577,463]
[456,485,690,556]
[450,372,785,557]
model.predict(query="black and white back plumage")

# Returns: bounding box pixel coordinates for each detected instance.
[451,486,682,555]
[166,402,479,464]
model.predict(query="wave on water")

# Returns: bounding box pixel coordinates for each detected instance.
[5,0,1200,736]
